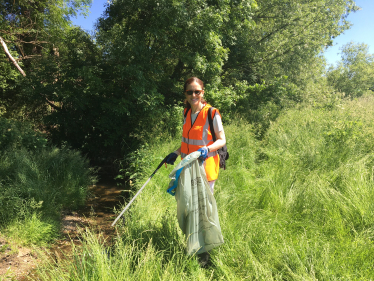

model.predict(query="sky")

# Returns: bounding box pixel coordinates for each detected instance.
[71,0,109,33]
[71,0,374,66]
[322,0,374,66]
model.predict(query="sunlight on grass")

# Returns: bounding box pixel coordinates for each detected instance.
[36,96,374,280]
[5,213,58,246]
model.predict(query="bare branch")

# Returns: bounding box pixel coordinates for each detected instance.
[20,40,49,44]
[0,36,26,77]
[16,55,42,61]
[39,93,62,111]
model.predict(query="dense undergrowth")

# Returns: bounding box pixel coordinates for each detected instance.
[0,117,94,246]
[34,95,374,279]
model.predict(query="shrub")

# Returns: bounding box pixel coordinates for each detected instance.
[0,147,93,225]
[0,146,94,245]
[233,76,300,138]
[0,117,47,151]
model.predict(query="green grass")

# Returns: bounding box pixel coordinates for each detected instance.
[36,96,374,280]
[0,243,9,253]
[0,147,94,246]
[5,212,59,246]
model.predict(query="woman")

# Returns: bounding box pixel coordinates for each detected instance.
[166,77,226,193]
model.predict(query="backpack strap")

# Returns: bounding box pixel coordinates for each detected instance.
[184,108,190,119]
[207,107,217,142]
[208,107,229,170]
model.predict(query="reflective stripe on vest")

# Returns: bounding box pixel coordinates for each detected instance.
[181,104,220,181]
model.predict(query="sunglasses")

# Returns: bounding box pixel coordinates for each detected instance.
[186,90,203,95]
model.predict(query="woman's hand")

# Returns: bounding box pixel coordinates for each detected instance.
[165,152,178,165]
[197,147,209,161]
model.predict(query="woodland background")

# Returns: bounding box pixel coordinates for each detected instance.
[2,0,374,279]
[2,0,372,165]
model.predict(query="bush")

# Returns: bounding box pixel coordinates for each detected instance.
[0,146,94,245]
[233,76,301,138]
[0,147,93,225]
[0,117,47,151]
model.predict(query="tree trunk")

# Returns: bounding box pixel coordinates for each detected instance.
[0,36,26,77]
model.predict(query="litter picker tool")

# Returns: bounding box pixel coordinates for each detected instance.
[111,156,168,227]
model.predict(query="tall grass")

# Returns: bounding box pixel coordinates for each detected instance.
[0,146,94,245]
[36,96,374,279]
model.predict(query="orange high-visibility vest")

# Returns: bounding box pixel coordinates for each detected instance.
[181,104,220,181]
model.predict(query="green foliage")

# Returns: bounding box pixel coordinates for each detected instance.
[233,76,300,137]
[20,27,105,153]
[0,243,9,253]
[0,146,94,244]
[36,225,207,280]
[97,0,235,89]
[0,51,21,91]
[18,24,185,163]
[0,0,92,113]
[5,212,59,246]
[222,0,358,85]
[36,95,374,279]
[0,114,94,245]
[96,0,358,105]
[0,147,93,219]
[257,98,374,236]
[327,42,374,97]
[0,47,24,117]
[0,0,92,55]
[1,0,359,168]
[0,117,47,151]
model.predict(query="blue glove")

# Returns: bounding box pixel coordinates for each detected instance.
[165,152,178,165]
[197,147,209,161]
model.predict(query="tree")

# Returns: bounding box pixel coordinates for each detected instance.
[222,0,358,85]
[8,0,361,166]
[0,0,91,84]
[93,0,358,120]
[0,0,92,117]
[0,0,92,66]
[327,42,374,97]
[96,0,238,101]
[20,27,104,152]
[95,0,358,96]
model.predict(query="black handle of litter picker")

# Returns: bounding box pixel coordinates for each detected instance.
[151,155,169,177]
[111,155,171,227]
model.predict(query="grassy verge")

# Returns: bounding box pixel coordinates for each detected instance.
[0,145,94,246]
[36,96,374,280]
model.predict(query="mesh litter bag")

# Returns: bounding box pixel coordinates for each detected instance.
[168,151,224,255]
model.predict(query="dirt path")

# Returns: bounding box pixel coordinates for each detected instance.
[0,237,39,280]
[0,179,127,280]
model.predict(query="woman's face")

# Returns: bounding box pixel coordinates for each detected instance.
[185,81,204,107]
